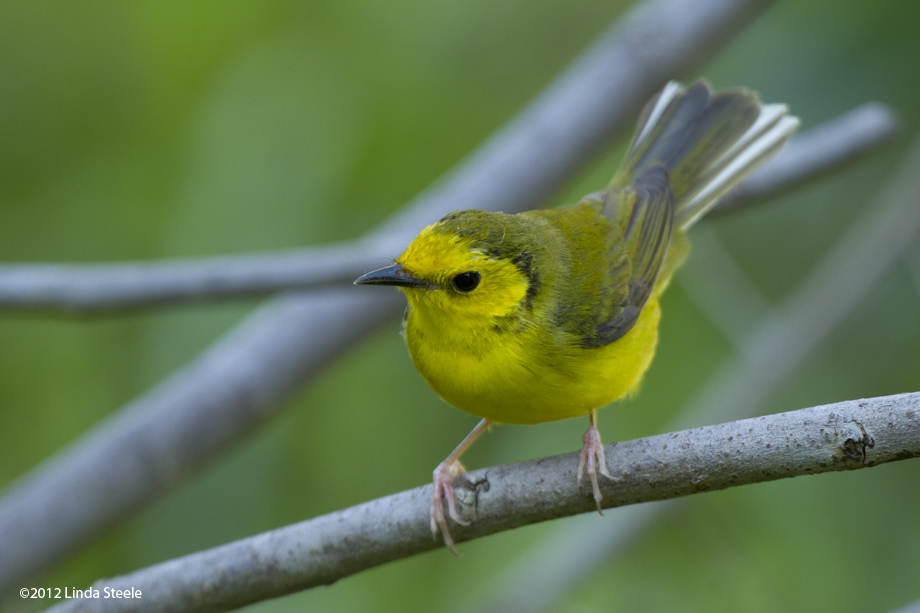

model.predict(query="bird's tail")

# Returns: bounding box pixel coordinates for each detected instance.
[611,81,800,231]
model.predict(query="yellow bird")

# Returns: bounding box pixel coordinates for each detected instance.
[356,81,798,553]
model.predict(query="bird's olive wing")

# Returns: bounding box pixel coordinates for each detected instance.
[587,164,674,347]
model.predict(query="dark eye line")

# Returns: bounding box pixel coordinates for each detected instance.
[451,271,481,293]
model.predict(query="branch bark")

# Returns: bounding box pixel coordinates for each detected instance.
[43,392,920,613]
[0,103,898,314]
[0,0,783,594]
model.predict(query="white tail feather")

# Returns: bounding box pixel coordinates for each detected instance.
[679,113,800,230]
[633,81,684,148]
[619,81,799,232]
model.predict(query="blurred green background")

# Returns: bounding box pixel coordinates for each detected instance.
[1,0,919,611]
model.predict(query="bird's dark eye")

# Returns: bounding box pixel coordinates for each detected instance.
[451,271,481,293]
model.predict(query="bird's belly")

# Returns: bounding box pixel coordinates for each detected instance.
[407,299,661,425]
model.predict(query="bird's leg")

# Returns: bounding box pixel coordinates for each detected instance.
[577,411,614,513]
[431,418,491,555]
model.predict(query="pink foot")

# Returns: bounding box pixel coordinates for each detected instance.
[577,422,614,513]
[431,459,468,555]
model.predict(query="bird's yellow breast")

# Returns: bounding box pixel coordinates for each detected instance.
[403,292,661,425]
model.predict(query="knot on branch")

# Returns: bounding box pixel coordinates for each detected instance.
[824,412,875,465]
[454,472,490,523]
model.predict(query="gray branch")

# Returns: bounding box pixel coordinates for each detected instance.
[43,392,920,613]
[0,102,898,314]
[0,0,785,594]
[0,243,380,314]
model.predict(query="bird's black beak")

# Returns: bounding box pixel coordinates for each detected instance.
[354,264,434,289]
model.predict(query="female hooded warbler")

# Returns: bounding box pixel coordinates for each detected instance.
[356,81,798,553]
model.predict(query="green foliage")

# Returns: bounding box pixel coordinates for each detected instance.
[1,0,919,611]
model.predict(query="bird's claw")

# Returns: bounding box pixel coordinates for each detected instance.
[577,422,614,513]
[431,459,467,555]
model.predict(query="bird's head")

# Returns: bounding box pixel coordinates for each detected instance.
[355,210,537,322]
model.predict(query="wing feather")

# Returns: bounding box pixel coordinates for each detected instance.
[583,165,674,347]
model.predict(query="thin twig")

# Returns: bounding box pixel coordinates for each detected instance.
[0,243,379,314]
[0,0,781,594]
[0,103,898,314]
[42,392,920,613]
